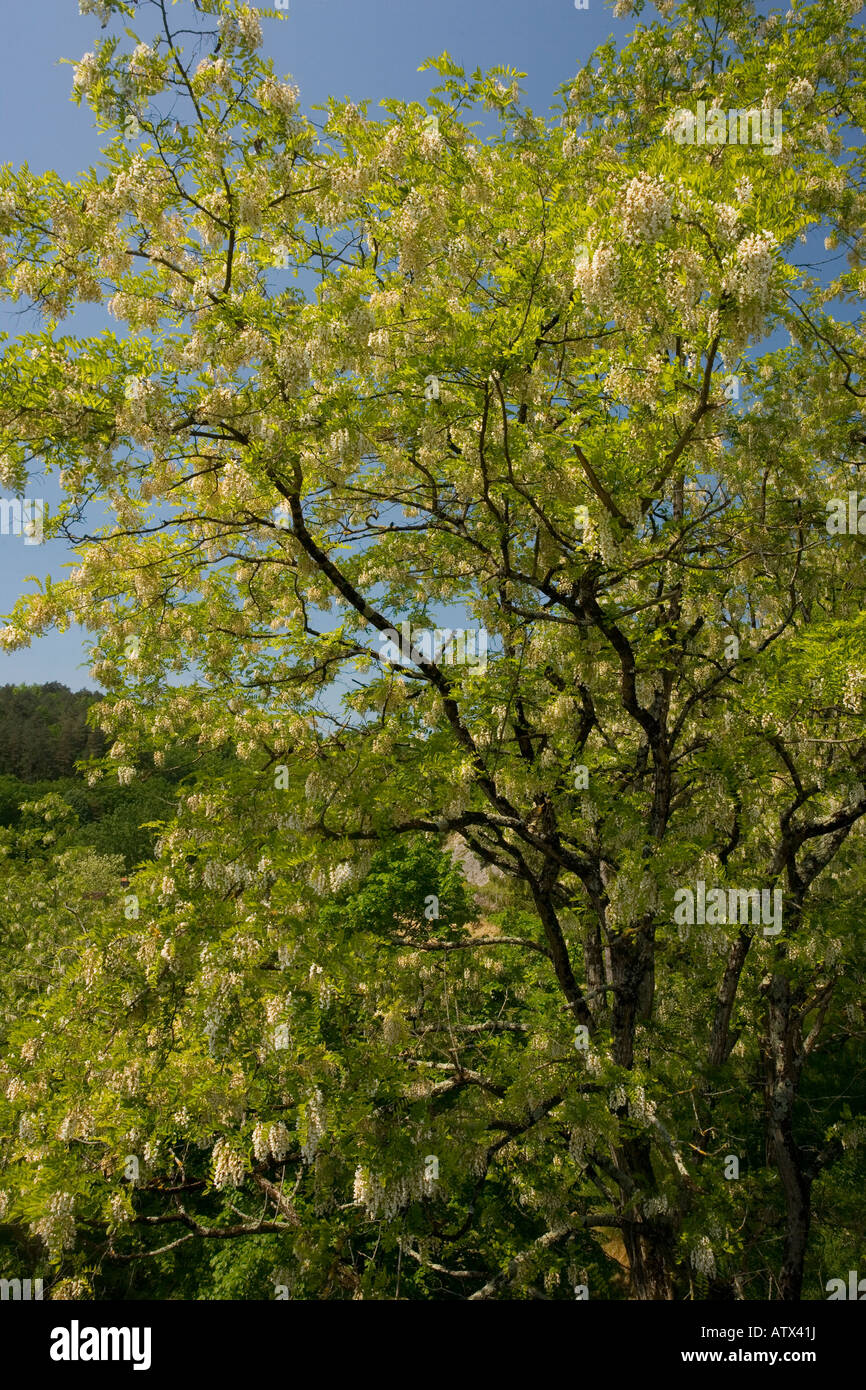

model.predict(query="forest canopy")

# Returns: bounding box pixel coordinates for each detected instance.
[0,683,104,781]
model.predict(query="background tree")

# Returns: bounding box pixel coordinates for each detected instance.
[1,0,865,1299]
[0,684,104,781]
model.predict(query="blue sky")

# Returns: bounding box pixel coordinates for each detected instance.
[0,0,640,692]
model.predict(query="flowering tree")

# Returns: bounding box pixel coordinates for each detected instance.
[1,0,865,1300]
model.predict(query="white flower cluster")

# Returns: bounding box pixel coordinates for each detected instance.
[568,1116,604,1162]
[308,962,334,1008]
[32,1192,76,1257]
[725,232,777,304]
[824,938,843,967]
[57,1108,94,1141]
[73,52,98,92]
[629,1087,655,1124]
[562,132,588,158]
[621,174,673,244]
[252,1121,291,1163]
[269,1123,291,1163]
[185,792,220,819]
[0,1191,8,1220]
[219,7,263,51]
[300,1090,326,1163]
[213,1138,247,1189]
[787,76,815,108]
[329,861,354,892]
[52,1277,91,1300]
[0,452,21,487]
[109,1193,131,1225]
[662,247,708,311]
[265,995,289,1026]
[691,1235,716,1279]
[608,1085,628,1112]
[129,43,156,81]
[715,203,741,242]
[583,1049,603,1076]
[202,858,254,894]
[19,1113,39,1143]
[574,243,620,315]
[843,667,865,711]
[367,327,390,354]
[257,79,300,118]
[605,361,654,406]
[194,57,233,97]
[352,1162,437,1220]
[0,624,27,651]
[419,125,443,156]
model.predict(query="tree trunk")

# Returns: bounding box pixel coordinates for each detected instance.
[623,1219,676,1299]
[765,973,811,1300]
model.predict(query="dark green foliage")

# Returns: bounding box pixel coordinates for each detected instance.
[0,684,104,781]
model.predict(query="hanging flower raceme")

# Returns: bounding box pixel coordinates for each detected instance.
[212,1137,247,1190]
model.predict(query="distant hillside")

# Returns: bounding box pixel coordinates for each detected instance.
[0,683,105,780]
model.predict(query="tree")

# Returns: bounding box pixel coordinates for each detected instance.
[0,684,104,780]
[1,0,865,1300]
